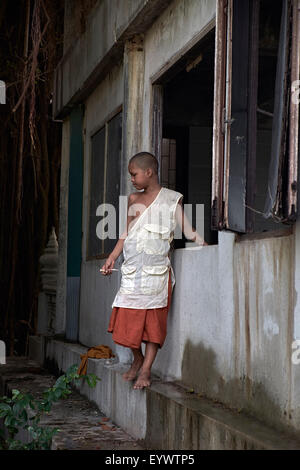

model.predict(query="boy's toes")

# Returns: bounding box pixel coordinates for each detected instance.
[133,372,151,389]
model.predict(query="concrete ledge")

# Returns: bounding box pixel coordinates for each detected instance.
[34,336,300,450]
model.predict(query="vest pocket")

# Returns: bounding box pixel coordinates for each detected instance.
[138,224,170,255]
[141,265,169,295]
[120,265,137,294]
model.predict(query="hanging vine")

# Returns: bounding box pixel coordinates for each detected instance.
[0,0,64,355]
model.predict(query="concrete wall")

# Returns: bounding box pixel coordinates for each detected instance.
[58,0,147,113]
[291,220,300,430]
[151,231,297,432]
[63,0,98,55]
[54,0,174,118]
[153,231,297,432]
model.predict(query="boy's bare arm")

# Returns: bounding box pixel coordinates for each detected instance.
[175,197,208,246]
[101,194,136,275]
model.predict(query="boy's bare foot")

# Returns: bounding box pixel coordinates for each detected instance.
[122,353,144,381]
[133,369,151,389]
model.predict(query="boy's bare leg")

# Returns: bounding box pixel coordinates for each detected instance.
[133,342,159,389]
[122,347,144,381]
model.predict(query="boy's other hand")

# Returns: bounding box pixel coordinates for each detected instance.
[100,256,115,275]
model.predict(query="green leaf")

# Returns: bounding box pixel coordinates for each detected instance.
[54,389,62,400]
[12,402,22,416]
[4,415,12,427]
[20,409,28,421]
[0,403,11,413]
[0,365,101,450]
[54,376,66,388]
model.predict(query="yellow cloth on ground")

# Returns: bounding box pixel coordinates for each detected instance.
[77,345,115,376]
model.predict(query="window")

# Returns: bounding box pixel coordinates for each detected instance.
[152,29,218,245]
[87,110,122,258]
[212,0,300,233]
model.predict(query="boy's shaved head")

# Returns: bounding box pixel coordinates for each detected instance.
[129,152,158,175]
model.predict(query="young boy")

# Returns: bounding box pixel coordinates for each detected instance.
[101,151,207,390]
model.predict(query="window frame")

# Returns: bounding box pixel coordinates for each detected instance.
[86,105,122,261]
[212,0,300,233]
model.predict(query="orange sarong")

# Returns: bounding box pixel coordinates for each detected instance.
[107,270,172,349]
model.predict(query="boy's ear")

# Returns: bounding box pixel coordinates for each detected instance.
[145,168,153,177]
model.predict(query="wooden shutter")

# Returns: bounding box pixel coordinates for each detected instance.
[263,0,293,220]
[225,0,250,232]
[212,0,299,231]
[211,0,227,230]
[212,0,257,232]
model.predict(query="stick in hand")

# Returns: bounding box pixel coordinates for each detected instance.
[99,268,119,272]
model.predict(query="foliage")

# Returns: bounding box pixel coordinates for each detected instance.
[0,0,64,357]
[0,364,101,450]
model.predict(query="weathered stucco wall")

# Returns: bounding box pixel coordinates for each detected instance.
[60,0,147,112]
[54,0,174,118]
[154,231,298,432]
[63,0,98,54]
[291,220,300,430]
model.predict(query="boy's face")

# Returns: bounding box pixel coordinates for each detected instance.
[128,163,151,190]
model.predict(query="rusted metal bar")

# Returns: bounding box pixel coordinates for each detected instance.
[257,107,274,118]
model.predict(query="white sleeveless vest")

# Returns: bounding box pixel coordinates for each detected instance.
[112,187,183,309]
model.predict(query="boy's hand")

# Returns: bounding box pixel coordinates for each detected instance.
[194,234,208,247]
[175,198,208,247]
[100,256,115,275]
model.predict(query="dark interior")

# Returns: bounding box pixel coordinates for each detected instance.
[161,29,217,247]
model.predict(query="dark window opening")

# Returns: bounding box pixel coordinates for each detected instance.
[158,30,218,247]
